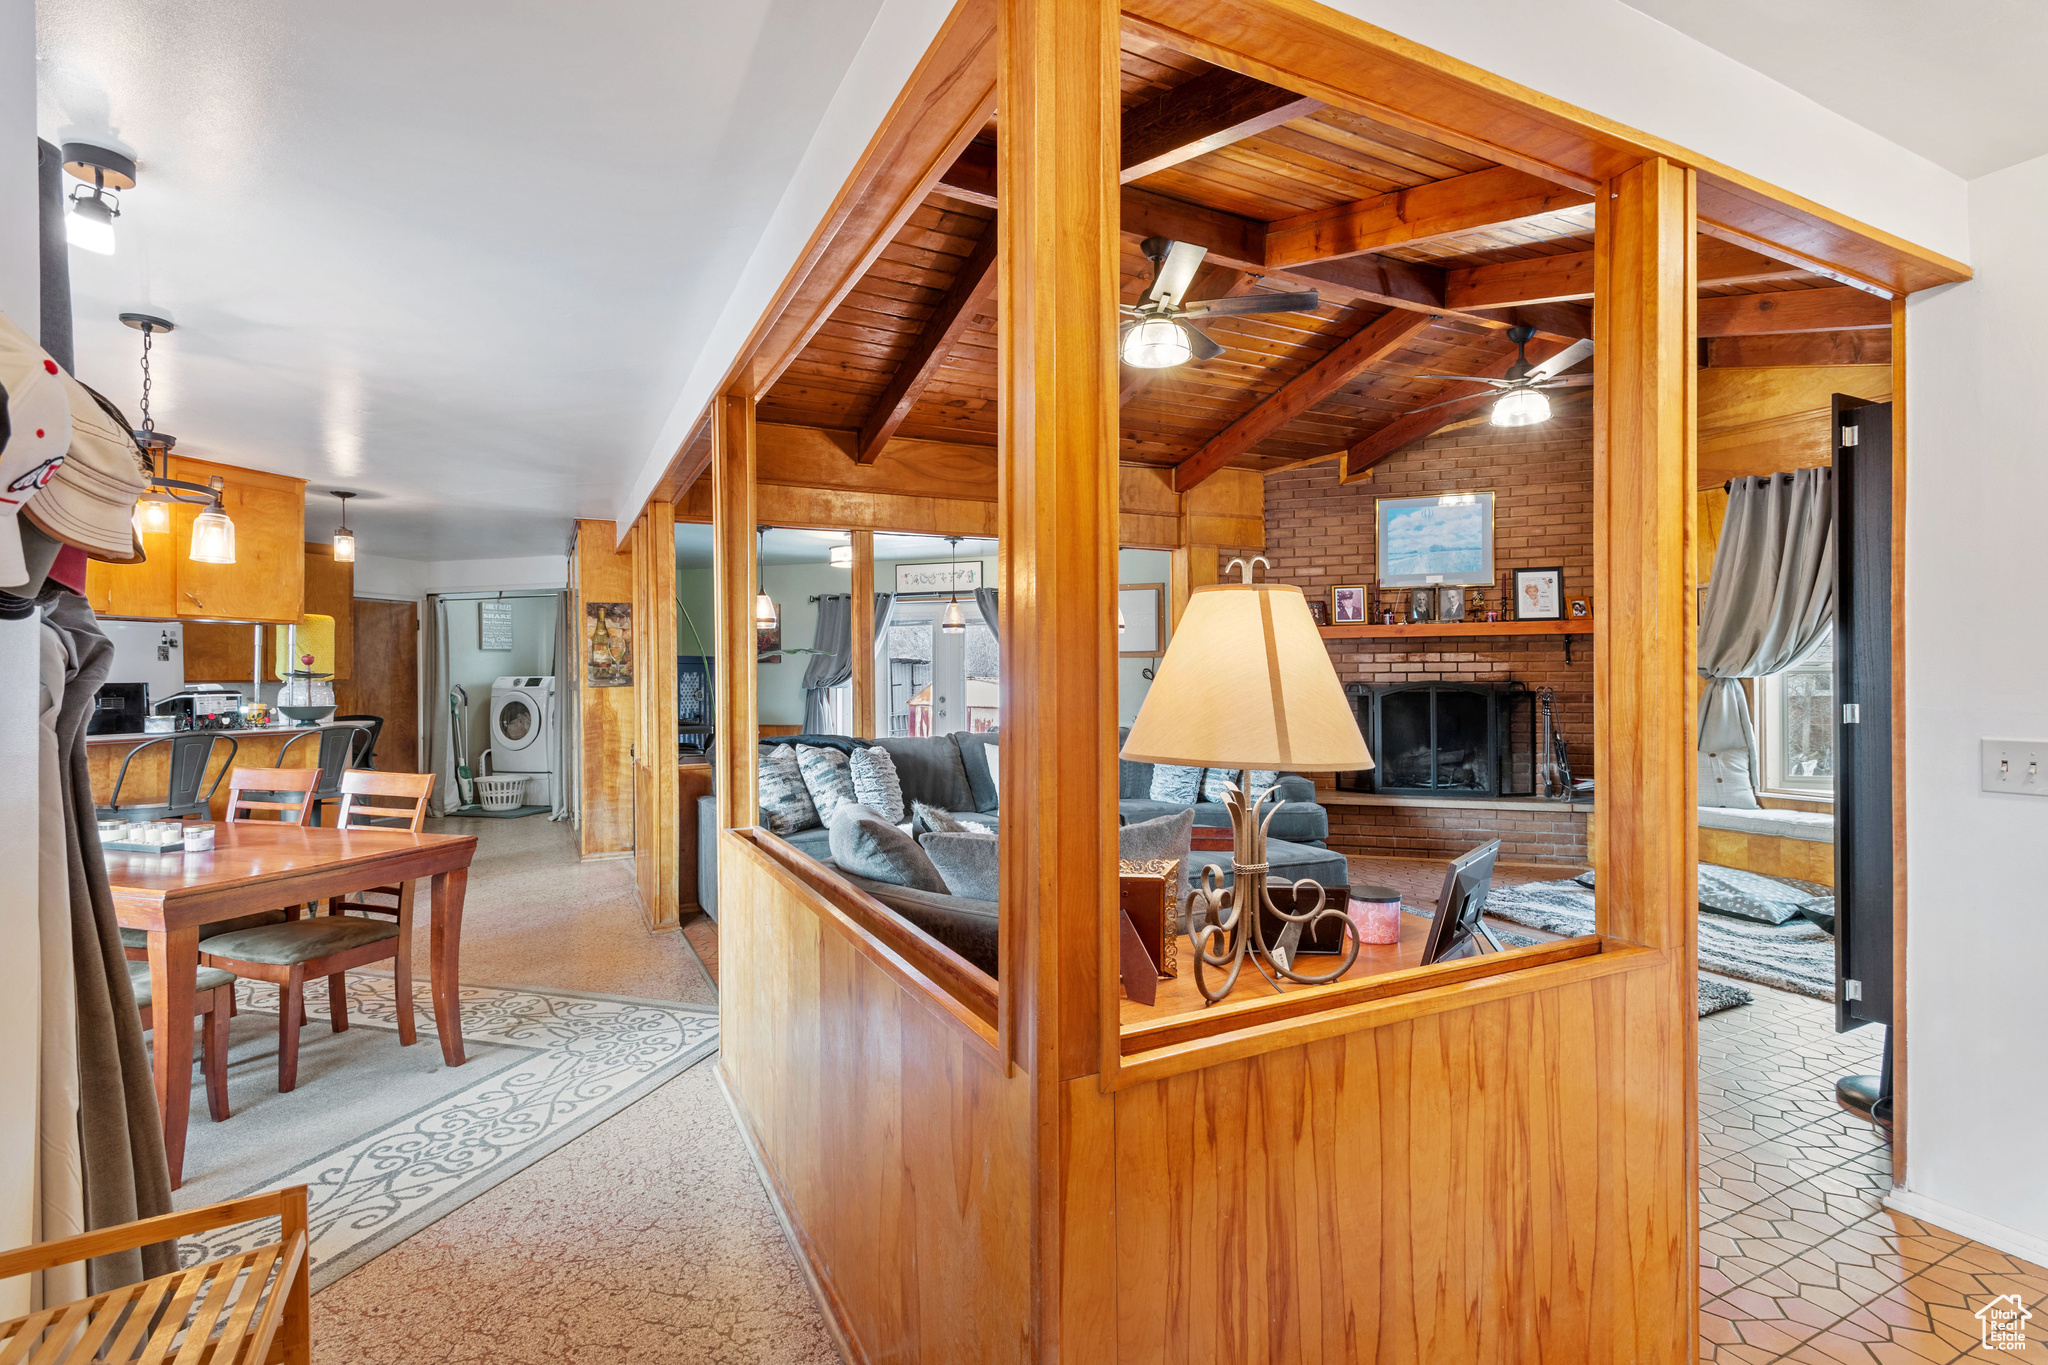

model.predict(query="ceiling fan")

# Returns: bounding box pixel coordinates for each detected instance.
[1404,325,1595,427]
[1119,237,1322,369]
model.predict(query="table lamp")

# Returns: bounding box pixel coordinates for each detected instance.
[1121,558,1375,1002]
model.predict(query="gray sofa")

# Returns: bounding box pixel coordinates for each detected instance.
[694,730,1336,976]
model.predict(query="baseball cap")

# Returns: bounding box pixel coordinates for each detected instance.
[0,310,76,589]
[25,372,148,563]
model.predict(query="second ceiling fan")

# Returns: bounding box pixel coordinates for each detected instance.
[1119,237,1322,369]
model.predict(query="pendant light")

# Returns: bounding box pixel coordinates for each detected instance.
[120,313,237,563]
[754,528,778,627]
[331,491,357,562]
[829,538,853,570]
[62,144,134,256]
[940,536,967,634]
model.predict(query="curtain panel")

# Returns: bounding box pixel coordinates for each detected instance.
[1697,468,1836,807]
[802,594,855,734]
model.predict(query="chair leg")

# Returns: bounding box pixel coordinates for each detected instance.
[330,973,350,1033]
[202,988,232,1121]
[278,964,306,1093]
[394,880,418,1047]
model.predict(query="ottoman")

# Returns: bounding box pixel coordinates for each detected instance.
[1183,836,1349,892]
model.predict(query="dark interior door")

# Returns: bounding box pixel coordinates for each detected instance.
[1833,397,1892,1033]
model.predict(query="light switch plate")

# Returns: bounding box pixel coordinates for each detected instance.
[1981,739,2048,796]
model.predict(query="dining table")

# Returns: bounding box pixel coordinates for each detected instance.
[106,822,479,1186]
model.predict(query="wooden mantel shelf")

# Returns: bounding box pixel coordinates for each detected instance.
[1319,619,1587,640]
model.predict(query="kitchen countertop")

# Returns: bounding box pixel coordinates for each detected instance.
[86,723,338,746]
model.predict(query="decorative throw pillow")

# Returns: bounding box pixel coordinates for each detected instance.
[1148,764,1205,804]
[795,745,859,825]
[1574,863,1828,928]
[922,830,1000,901]
[1200,768,1279,804]
[913,799,971,835]
[1119,807,1195,864]
[1698,744,1763,810]
[848,746,905,824]
[827,806,949,893]
[757,745,820,835]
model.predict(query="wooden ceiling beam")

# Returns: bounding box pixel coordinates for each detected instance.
[1702,331,1892,367]
[1263,166,1592,269]
[1446,236,1813,310]
[855,218,998,463]
[1339,337,1572,481]
[1121,68,1323,181]
[1173,308,1437,492]
[1697,285,1890,337]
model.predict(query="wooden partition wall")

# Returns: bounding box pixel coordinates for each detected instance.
[685,1,1968,1360]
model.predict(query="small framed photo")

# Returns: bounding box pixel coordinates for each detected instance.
[1330,585,1369,625]
[1436,584,1466,623]
[1306,597,1329,627]
[1513,567,1564,621]
[1119,584,1165,657]
[1567,596,1592,620]
[1406,586,1435,624]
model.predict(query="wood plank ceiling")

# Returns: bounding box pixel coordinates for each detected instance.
[756,27,1891,491]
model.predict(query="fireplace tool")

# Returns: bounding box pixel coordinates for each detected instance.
[1537,687,1574,799]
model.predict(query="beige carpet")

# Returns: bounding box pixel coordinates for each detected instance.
[301,816,838,1364]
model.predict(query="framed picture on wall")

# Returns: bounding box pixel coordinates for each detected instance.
[1513,567,1564,620]
[1376,492,1496,587]
[585,602,633,687]
[896,559,981,594]
[1119,584,1164,656]
[1330,584,1369,625]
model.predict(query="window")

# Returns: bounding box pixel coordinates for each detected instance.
[876,600,999,737]
[1757,629,1834,798]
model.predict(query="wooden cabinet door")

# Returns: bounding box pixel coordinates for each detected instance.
[83,518,178,618]
[303,543,354,679]
[170,457,306,623]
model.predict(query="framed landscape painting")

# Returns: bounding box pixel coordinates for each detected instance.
[1375,492,1496,587]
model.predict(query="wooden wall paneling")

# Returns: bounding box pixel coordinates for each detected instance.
[1696,363,1889,489]
[574,518,638,858]
[713,395,759,833]
[1168,545,1218,629]
[676,763,714,911]
[91,728,320,822]
[335,598,419,772]
[850,530,876,738]
[631,502,680,930]
[1888,294,1908,1186]
[1000,0,1121,1357]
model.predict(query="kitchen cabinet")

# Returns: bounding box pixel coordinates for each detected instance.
[184,543,354,681]
[84,456,306,624]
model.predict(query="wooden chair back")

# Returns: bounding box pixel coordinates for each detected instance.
[224,767,321,823]
[336,770,435,832]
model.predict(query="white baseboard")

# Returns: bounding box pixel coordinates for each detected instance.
[1883,1189,2048,1269]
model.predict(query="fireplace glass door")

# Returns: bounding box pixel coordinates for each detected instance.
[1371,684,1499,797]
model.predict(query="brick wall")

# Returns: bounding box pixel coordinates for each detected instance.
[1327,802,1589,866]
[1262,412,1596,866]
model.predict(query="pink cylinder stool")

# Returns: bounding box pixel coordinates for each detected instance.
[1348,883,1404,945]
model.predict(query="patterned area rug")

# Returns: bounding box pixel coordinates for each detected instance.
[1478,879,1835,999]
[1490,926,1755,1016]
[174,972,719,1290]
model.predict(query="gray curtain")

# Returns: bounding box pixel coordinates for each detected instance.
[802,594,854,734]
[1697,468,1836,808]
[973,586,999,637]
[43,595,174,1291]
[874,591,895,637]
[425,595,460,816]
[551,589,575,822]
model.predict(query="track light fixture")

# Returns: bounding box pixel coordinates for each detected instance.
[62,143,136,256]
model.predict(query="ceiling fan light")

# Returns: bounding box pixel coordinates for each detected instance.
[829,543,853,569]
[189,504,236,564]
[1120,317,1192,369]
[1491,388,1551,427]
[67,191,117,254]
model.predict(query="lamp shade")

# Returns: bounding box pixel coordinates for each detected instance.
[1121,582,1373,773]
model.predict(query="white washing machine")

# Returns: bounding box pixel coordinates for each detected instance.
[488,676,556,807]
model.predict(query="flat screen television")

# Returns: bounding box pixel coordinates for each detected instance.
[1420,839,1505,966]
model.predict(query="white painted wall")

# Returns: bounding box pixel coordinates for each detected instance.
[1,0,42,1312]
[1891,154,2048,1262]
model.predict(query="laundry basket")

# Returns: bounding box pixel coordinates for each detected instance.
[474,774,525,811]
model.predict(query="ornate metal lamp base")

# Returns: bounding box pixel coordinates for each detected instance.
[1188,770,1360,1003]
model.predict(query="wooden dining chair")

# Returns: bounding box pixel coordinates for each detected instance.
[202,766,416,1091]
[332,771,436,921]
[127,959,234,1186]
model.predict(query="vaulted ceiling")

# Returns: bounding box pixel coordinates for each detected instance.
[758,27,1892,492]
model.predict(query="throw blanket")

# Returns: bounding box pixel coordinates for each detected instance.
[1479,879,1835,999]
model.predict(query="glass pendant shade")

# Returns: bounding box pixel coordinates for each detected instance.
[1120,317,1192,369]
[189,505,236,564]
[755,591,778,627]
[332,526,356,563]
[1490,388,1551,427]
[135,496,172,535]
[940,599,966,634]
[1118,609,1127,634]
[67,194,116,254]
[829,543,853,569]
